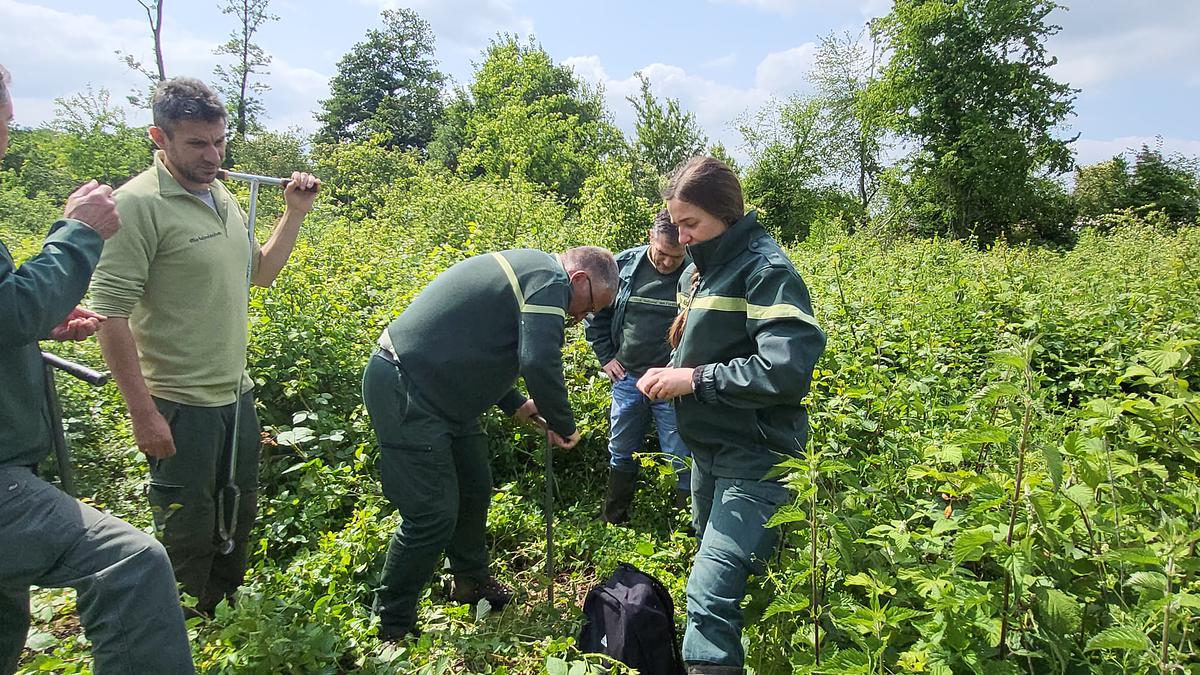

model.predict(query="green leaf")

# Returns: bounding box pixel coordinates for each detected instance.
[953,525,996,564]
[765,504,807,528]
[762,593,809,619]
[1136,348,1184,374]
[821,648,871,673]
[1085,626,1152,652]
[1064,484,1094,509]
[545,656,569,675]
[956,426,1010,446]
[1034,587,1082,637]
[1103,547,1161,566]
[1042,443,1063,489]
[24,630,58,651]
[1126,571,1167,592]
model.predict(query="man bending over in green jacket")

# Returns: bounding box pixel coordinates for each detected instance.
[363,246,617,641]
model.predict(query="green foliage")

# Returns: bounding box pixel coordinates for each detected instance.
[1073,156,1131,221]
[447,35,623,202]
[1074,145,1200,225]
[578,157,658,253]
[212,0,277,142]
[1128,144,1200,224]
[872,0,1076,242]
[810,29,888,217]
[2,88,149,199]
[315,8,446,150]
[626,73,707,202]
[740,97,862,242]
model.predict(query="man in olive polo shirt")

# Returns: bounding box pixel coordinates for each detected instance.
[364,245,617,640]
[92,77,320,615]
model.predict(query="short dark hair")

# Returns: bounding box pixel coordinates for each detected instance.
[651,208,679,246]
[663,156,744,226]
[0,64,11,106]
[152,77,226,136]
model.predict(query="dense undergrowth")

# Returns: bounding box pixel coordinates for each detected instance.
[5,167,1199,673]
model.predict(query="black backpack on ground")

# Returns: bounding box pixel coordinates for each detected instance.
[578,562,686,675]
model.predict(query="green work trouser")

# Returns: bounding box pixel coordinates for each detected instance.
[362,353,492,631]
[148,391,260,614]
[0,465,194,674]
[683,450,792,667]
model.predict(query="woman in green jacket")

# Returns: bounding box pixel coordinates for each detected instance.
[639,156,826,674]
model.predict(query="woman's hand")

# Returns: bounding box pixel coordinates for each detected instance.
[637,367,695,401]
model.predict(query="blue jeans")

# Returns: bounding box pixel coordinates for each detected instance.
[608,373,691,489]
[0,466,194,674]
[683,451,792,666]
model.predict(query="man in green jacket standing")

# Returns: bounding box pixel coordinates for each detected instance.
[0,64,194,674]
[585,210,691,524]
[92,77,320,616]
[363,246,617,640]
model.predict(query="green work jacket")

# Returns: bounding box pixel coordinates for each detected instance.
[0,220,103,468]
[671,212,826,479]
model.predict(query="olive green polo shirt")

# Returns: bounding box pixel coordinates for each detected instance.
[91,152,261,407]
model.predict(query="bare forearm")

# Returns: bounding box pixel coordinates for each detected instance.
[98,318,156,416]
[252,208,304,287]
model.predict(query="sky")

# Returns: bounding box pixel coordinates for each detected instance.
[2,0,1198,169]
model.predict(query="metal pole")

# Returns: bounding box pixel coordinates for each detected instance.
[43,363,75,496]
[214,171,264,556]
[539,417,555,611]
[40,352,110,496]
[217,169,290,187]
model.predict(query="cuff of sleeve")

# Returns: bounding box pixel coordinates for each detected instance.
[497,389,528,416]
[47,219,104,260]
[693,364,719,404]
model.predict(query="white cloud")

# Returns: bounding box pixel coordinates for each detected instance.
[702,53,739,70]
[1075,136,1200,167]
[567,49,823,164]
[754,43,816,93]
[370,0,533,47]
[710,0,803,13]
[1047,2,1200,89]
[711,0,887,17]
[562,55,609,86]
[0,0,332,132]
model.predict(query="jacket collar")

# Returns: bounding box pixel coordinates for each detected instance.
[152,151,231,221]
[687,211,762,274]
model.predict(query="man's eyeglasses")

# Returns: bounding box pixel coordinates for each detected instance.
[568,276,597,327]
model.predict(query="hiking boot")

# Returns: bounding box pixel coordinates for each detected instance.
[450,575,513,610]
[686,665,745,674]
[378,624,420,643]
[601,468,638,524]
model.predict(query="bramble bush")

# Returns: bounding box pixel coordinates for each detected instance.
[4,148,1199,673]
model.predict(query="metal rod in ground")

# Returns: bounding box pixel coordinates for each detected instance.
[539,418,555,611]
[215,175,259,557]
[42,363,75,497]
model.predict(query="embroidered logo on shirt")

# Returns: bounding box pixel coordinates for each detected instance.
[189,232,222,244]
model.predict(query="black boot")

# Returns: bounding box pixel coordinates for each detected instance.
[450,575,514,610]
[378,623,421,643]
[601,468,638,524]
[674,487,690,510]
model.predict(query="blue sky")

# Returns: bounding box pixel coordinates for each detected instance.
[2,0,1198,167]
